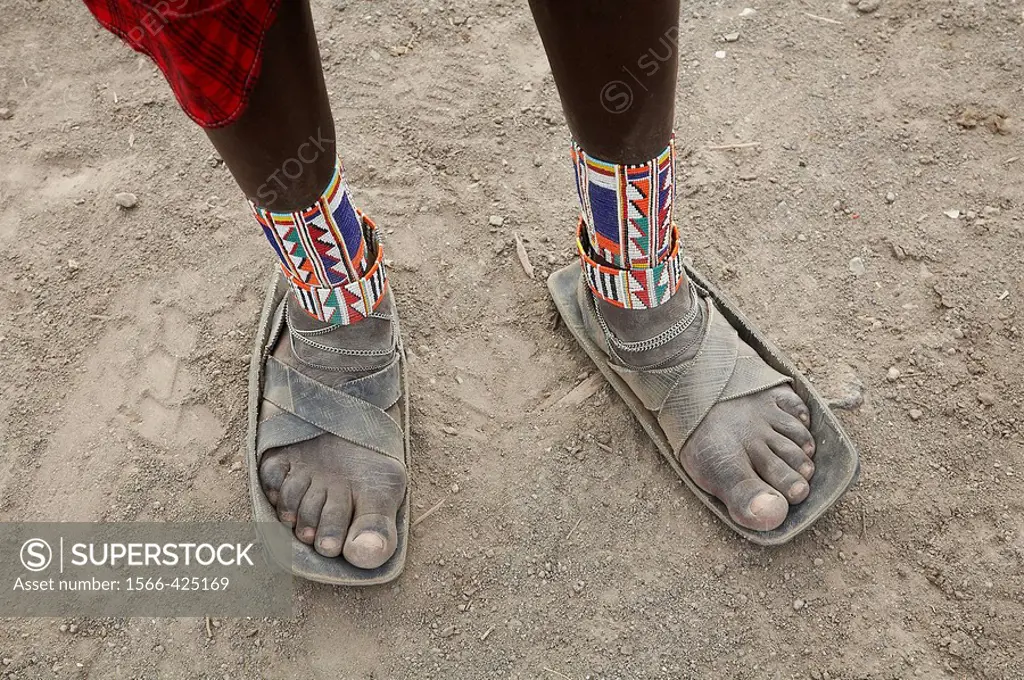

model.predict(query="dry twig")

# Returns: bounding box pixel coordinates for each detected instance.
[803,12,842,25]
[707,141,761,151]
[514,232,534,279]
[412,497,448,528]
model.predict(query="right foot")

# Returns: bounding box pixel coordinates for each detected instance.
[258,294,406,568]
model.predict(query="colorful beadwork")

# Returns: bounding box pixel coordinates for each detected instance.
[571,138,674,269]
[576,217,685,309]
[572,139,682,309]
[249,159,388,324]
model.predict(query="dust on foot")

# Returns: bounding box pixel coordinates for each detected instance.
[258,295,406,569]
[596,285,816,532]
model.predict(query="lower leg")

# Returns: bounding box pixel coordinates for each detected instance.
[204,0,335,211]
[530,0,817,530]
[531,0,692,355]
[528,0,677,163]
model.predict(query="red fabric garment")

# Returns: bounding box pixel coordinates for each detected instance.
[82,0,281,128]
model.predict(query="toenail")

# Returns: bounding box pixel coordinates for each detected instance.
[318,537,341,552]
[800,463,814,478]
[799,413,809,424]
[280,512,295,523]
[748,493,779,517]
[352,532,386,552]
[790,481,808,497]
[298,527,315,541]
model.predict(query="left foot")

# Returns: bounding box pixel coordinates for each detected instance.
[594,282,816,531]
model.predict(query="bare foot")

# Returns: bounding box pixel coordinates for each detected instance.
[258,295,406,568]
[593,283,815,531]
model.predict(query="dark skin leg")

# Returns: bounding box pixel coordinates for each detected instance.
[209,0,405,568]
[204,0,335,210]
[530,0,817,530]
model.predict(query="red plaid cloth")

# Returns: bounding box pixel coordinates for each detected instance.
[83,0,281,128]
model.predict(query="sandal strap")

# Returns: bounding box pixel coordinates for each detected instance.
[608,296,790,453]
[260,356,404,463]
[256,297,405,465]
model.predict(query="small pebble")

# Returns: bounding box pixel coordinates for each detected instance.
[488,215,504,227]
[714,50,727,59]
[115,192,138,209]
[793,598,806,611]
[826,381,863,411]
[885,191,896,204]
[739,7,757,16]
[450,483,460,494]
[977,391,996,407]
[813,558,824,567]
[723,32,740,42]
[856,0,880,12]
[713,564,727,576]
[848,257,865,276]
[0,108,12,120]
[230,461,242,472]
[909,408,923,421]
[67,259,81,272]
[886,366,900,382]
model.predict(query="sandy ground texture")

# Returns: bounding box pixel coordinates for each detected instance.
[2,0,1024,677]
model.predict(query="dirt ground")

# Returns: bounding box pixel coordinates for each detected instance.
[1,0,1023,677]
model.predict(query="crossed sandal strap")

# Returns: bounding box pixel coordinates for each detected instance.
[256,350,404,465]
[607,296,791,454]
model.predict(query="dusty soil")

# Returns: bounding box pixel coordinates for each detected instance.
[2,0,1023,677]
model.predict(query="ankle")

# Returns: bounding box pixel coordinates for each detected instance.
[596,282,704,369]
[285,292,396,377]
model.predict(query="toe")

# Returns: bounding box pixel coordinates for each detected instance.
[344,513,397,569]
[768,435,815,481]
[343,489,403,569]
[774,388,811,426]
[771,411,816,458]
[314,493,353,558]
[748,442,810,504]
[276,471,311,526]
[258,454,290,506]
[722,476,790,531]
[295,485,327,544]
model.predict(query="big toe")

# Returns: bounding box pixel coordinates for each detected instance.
[344,511,399,569]
[724,478,789,531]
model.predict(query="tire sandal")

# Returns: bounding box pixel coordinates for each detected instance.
[246,270,410,584]
[548,261,859,545]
